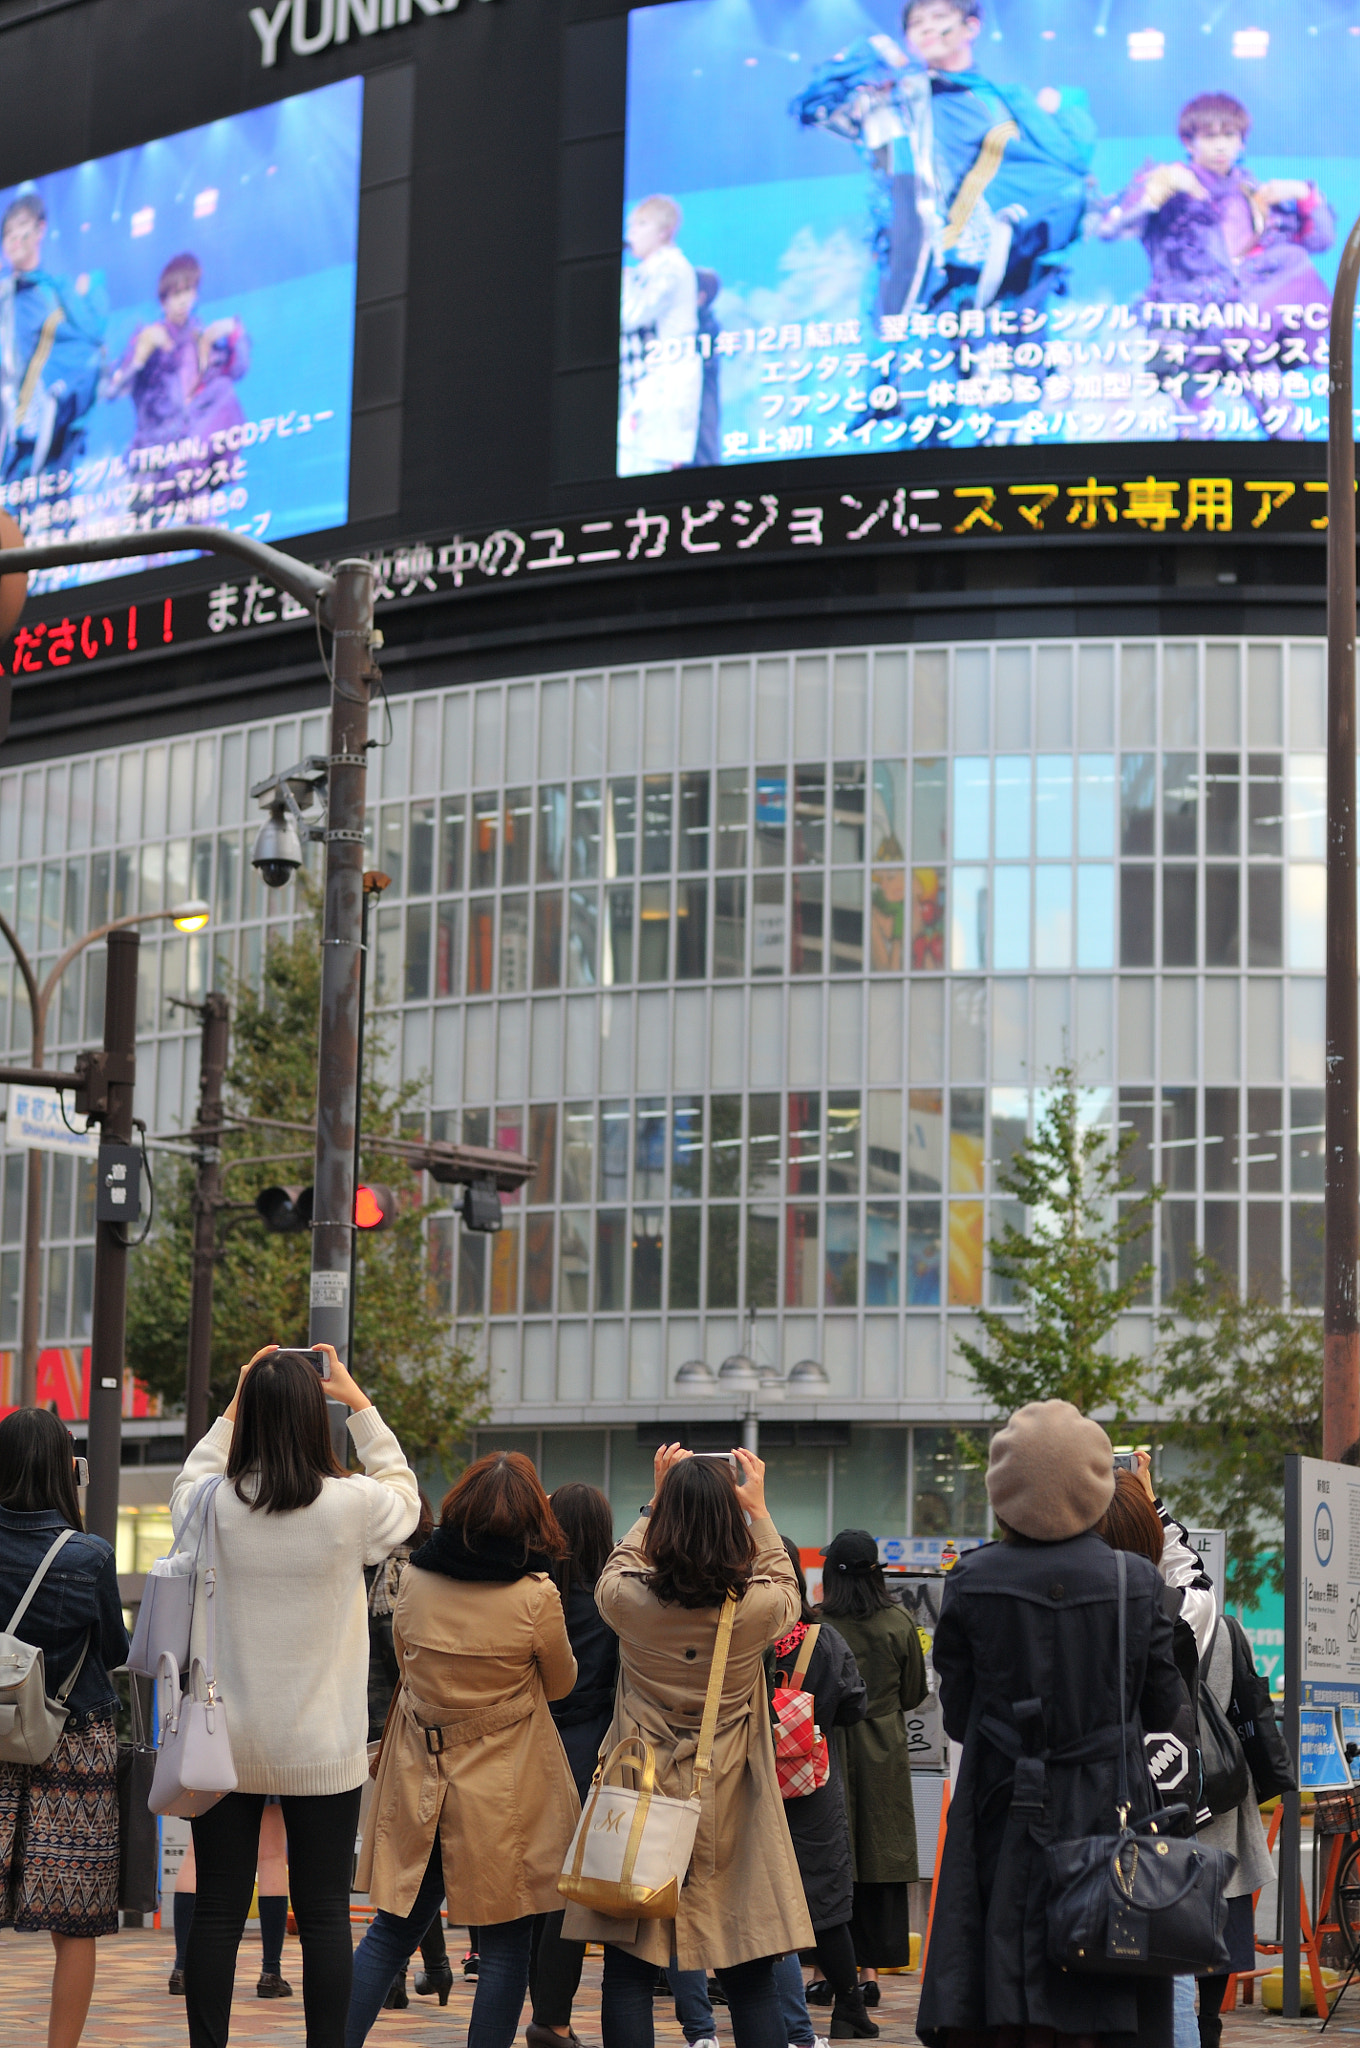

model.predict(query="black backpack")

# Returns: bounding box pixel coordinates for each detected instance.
[1223,1612,1295,1802]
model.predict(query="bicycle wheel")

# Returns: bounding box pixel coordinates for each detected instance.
[1334,1841,1360,1968]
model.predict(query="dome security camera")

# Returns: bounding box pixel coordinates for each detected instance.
[252,801,304,889]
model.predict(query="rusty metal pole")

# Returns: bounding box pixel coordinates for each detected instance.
[1325,213,1360,1467]
[185,992,230,1449]
[85,927,139,1544]
[307,563,377,1436]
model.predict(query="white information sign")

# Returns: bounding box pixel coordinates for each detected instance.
[4,1085,98,1159]
[1187,1529,1226,1603]
[1295,1457,1360,1709]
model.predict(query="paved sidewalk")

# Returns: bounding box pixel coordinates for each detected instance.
[0,1925,1352,2044]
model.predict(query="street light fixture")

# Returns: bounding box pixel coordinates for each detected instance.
[0,899,212,1408]
[675,1349,831,1451]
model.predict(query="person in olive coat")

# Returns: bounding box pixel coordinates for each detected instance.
[916,1401,1193,2048]
[818,1528,928,2001]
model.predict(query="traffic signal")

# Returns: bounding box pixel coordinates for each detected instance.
[355,1183,397,1230]
[255,1184,396,1232]
[256,1185,313,1233]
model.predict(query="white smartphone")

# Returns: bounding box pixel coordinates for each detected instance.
[690,1451,738,1474]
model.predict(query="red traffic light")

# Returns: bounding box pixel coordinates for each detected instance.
[355,1183,397,1230]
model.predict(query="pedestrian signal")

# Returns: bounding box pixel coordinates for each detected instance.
[355,1184,397,1230]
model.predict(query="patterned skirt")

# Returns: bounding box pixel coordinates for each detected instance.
[0,1714,119,1935]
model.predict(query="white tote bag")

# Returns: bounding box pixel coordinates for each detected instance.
[558,1592,736,1920]
[148,1485,237,1819]
[126,1476,223,1680]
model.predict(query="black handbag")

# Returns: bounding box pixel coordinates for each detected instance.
[1197,1629,1252,1817]
[1224,1614,1295,1802]
[117,1684,160,1916]
[1044,1552,1236,1979]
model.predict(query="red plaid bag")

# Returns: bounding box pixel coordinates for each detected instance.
[772,1624,830,1801]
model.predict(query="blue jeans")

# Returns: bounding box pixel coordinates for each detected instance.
[604,1945,785,2048]
[347,1852,532,2048]
[1172,1972,1198,2048]
[774,1951,816,2046]
[669,1964,717,2041]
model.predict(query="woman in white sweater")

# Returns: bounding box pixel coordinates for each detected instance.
[169,1343,418,2048]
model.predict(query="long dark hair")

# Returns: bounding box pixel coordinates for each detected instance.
[817,1554,895,1621]
[780,1533,815,1625]
[644,1458,755,1610]
[0,1409,83,1530]
[550,1482,614,1597]
[226,1352,346,1513]
[441,1452,568,1560]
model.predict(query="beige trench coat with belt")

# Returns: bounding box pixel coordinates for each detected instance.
[356,1564,580,1922]
[561,1513,814,1970]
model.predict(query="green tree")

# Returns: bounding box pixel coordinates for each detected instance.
[127,904,487,1463]
[958,1066,1161,1418]
[1154,1258,1321,1607]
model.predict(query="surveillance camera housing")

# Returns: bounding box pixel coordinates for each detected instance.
[252,805,303,889]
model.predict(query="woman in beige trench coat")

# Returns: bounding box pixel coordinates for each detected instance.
[346,1452,581,2048]
[563,1445,814,2048]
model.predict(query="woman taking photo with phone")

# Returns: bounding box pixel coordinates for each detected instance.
[346,1450,582,2048]
[0,1409,129,2048]
[169,1342,419,2048]
[563,1445,813,2048]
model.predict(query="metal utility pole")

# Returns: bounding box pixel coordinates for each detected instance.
[84,929,138,1545]
[184,992,230,1450]
[348,872,390,1368]
[307,562,379,1386]
[1324,212,1360,1466]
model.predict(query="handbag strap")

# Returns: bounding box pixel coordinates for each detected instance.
[1114,1548,1131,1827]
[6,1528,77,1635]
[200,1483,221,1697]
[778,1622,820,1692]
[692,1591,738,1789]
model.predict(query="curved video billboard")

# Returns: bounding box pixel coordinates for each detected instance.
[619,0,1358,474]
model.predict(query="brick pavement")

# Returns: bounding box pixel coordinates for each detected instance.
[0,1925,1351,2044]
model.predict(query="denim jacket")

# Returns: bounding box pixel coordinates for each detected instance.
[0,1506,128,1725]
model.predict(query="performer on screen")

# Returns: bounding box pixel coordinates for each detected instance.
[618,195,704,474]
[791,0,1095,327]
[1100,91,1333,438]
[106,250,250,456]
[0,191,107,486]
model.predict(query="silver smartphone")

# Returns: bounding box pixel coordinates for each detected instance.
[1112,1450,1140,1473]
[690,1451,738,1474]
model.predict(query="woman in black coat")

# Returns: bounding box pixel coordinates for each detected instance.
[770,1537,873,2039]
[916,1402,1193,2048]
[527,1483,620,2048]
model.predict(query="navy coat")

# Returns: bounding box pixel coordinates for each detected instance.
[916,1533,1191,2048]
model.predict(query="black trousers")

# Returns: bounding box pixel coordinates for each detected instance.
[529,1908,586,2027]
[186,1788,362,2048]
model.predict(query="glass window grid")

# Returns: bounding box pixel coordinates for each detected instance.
[468,1422,995,1547]
[0,650,1331,1390]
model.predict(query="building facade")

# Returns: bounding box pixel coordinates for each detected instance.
[1,629,1329,1551]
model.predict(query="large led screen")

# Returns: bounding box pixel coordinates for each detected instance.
[620,0,1358,474]
[0,77,362,592]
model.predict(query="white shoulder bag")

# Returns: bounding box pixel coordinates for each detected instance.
[126,1475,224,1679]
[148,1483,237,1818]
[558,1590,737,1920]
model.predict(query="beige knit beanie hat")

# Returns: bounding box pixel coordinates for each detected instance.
[985,1399,1115,1542]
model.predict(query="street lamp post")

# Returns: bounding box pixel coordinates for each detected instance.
[0,898,211,1411]
[674,1351,832,1453]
